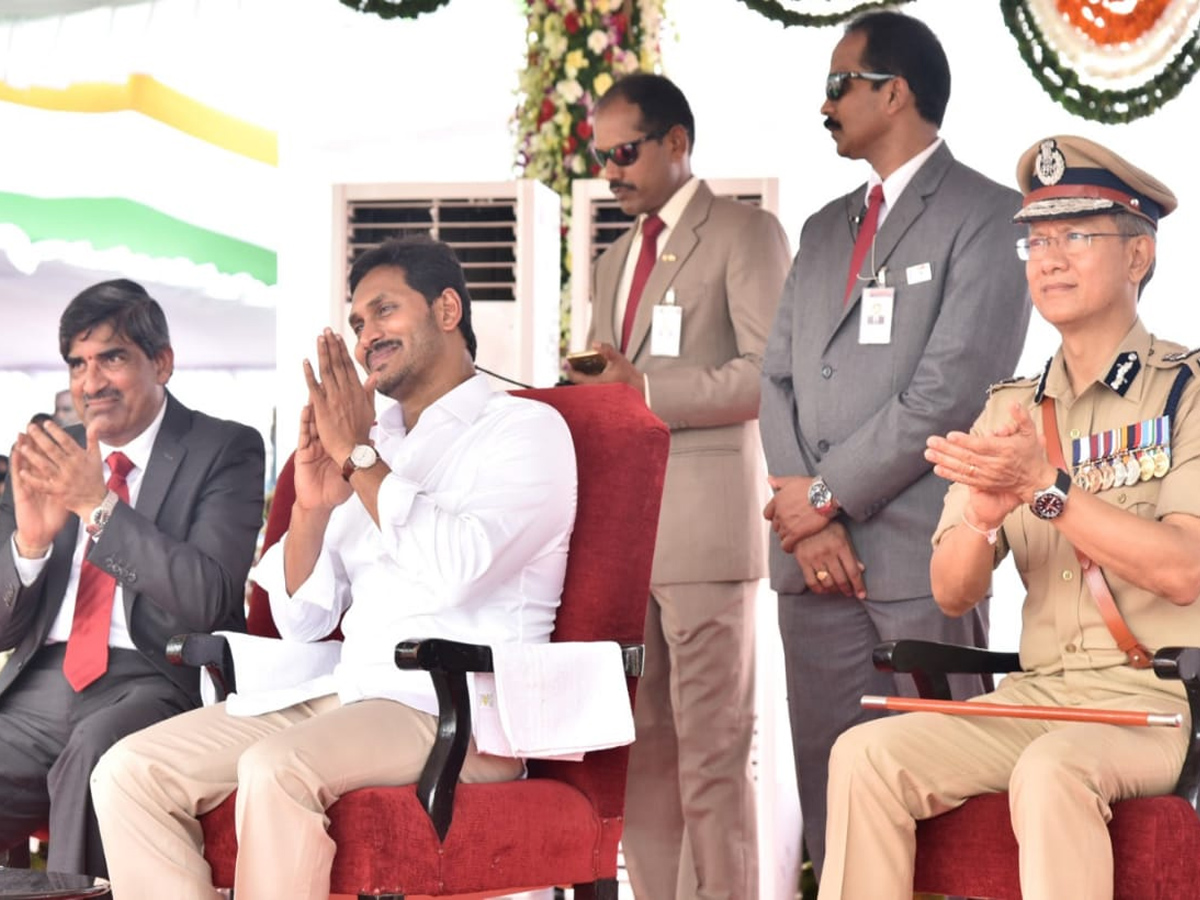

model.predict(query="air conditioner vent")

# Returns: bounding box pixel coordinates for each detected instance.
[334,181,562,389]
[345,196,519,301]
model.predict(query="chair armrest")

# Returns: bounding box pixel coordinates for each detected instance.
[1152,647,1200,814]
[166,633,237,701]
[873,640,1021,701]
[393,638,645,841]
[394,638,646,677]
[395,638,494,673]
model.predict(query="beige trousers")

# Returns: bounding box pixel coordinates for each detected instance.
[91,694,523,900]
[622,580,757,900]
[818,669,1190,900]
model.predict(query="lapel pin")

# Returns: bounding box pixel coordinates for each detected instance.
[661,252,676,263]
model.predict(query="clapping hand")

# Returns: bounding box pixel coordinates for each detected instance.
[10,420,107,554]
[294,329,377,511]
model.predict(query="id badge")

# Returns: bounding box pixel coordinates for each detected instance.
[651,300,682,357]
[858,286,894,345]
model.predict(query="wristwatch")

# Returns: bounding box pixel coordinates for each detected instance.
[86,490,120,541]
[1031,469,1072,520]
[341,444,379,481]
[807,476,838,518]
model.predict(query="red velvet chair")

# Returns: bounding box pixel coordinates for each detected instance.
[872,640,1200,899]
[171,383,670,899]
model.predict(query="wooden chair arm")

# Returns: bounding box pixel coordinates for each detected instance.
[1152,647,1200,812]
[393,638,645,841]
[166,633,237,701]
[873,639,1022,701]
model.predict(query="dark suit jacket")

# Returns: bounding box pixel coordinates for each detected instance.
[760,143,1032,599]
[0,392,265,704]
[590,181,791,584]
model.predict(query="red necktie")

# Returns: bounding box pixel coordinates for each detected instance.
[844,184,885,304]
[620,214,666,354]
[63,451,134,691]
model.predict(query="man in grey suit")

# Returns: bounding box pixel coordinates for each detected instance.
[566,73,791,900]
[0,279,265,876]
[760,11,1031,880]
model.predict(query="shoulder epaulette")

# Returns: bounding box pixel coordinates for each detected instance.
[1159,347,1200,364]
[986,372,1039,397]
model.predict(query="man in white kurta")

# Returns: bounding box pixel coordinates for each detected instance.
[91,237,577,900]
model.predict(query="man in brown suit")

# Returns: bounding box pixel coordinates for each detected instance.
[566,73,791,900]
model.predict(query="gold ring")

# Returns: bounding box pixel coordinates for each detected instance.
[816,570,829,580]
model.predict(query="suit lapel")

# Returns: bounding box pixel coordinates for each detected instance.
[135,393,190,524]
[833,143,955,336]
[592,230,632,348]
[625,182,712,360]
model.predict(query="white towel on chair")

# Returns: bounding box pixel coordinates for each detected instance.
[199,631,344,716]
[473,641,635,761]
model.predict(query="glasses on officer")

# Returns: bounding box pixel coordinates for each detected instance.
[825,71,895,101]
[590,131,667,168]
[1015,231,1131,261]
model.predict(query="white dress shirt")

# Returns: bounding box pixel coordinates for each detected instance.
[867,136,944,227]
[613,175,701,335]
[250,375,577,717]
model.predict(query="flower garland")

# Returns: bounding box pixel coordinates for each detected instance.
[513,0,664,348]
[732,0,913,27]
[1002,0,1200,122]
[337,0,452,18]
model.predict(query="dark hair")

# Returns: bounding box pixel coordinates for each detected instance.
[348,236,477,360]
[846,11,951,127]
[596,72,696,151]
[59,279,171,362]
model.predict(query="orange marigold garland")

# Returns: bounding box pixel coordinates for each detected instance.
[1004,0,1200,122]
[1055,0,1170,46]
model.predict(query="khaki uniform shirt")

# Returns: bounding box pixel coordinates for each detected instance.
[935,320,1200,696]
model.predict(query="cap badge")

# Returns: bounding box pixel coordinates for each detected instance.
[1034,139,1066,186]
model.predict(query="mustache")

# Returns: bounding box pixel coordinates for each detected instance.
[608,180,635,192]
[366,339,401,368]
[824,117,841,132]
[83,389,120,404]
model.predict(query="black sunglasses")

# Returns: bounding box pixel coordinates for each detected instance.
[826,71,895,101]
[590,131,667,168]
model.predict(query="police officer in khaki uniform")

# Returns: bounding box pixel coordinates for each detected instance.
[818,135,1200,900]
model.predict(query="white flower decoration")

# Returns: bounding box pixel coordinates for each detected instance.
[587,29,609,55]
[556,78,584,104]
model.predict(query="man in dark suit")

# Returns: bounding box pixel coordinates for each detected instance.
[567,73,791,900]
[759,10,1031,879]
[0,278,265,877]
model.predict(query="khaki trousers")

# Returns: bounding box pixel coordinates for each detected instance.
[819,669,1189,900]
[622,580,757,900]
[92,694,523,900]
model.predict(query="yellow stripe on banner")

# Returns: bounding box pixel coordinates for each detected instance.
[0,74,277,166]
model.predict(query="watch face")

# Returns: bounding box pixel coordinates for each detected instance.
[1032,491,1065,519]
[350,445,378,468]
[808,481,833,509]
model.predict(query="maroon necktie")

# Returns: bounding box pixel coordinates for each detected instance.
[843,184,884,304]
[620,214,666,354]
[63,451,134,691]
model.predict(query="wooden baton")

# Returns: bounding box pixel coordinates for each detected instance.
[861,695,1182,728]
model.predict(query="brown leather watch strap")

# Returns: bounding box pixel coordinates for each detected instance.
[1041,399,1153,669]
